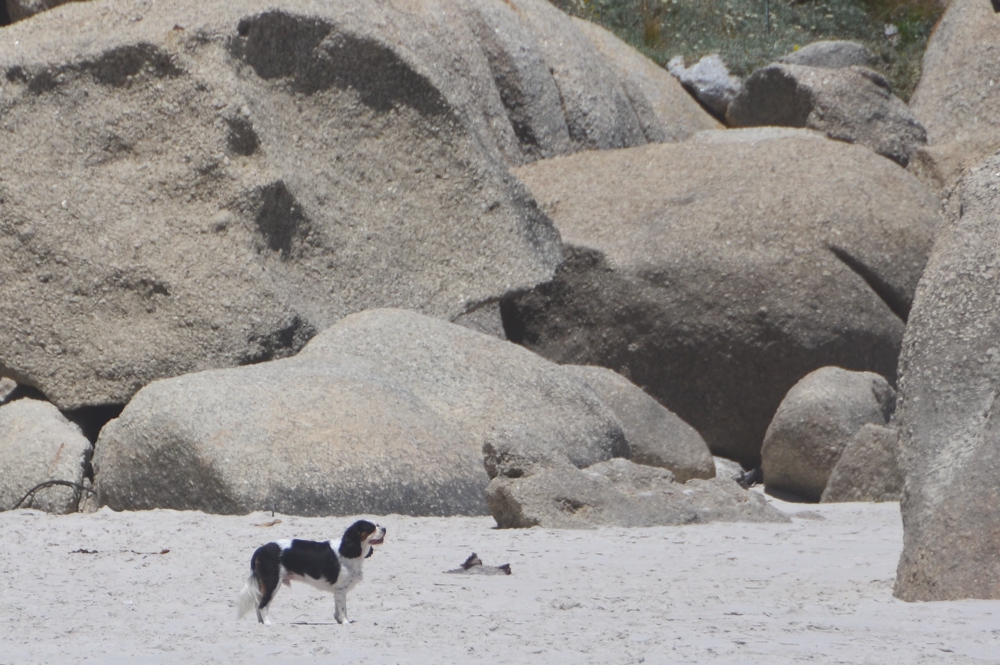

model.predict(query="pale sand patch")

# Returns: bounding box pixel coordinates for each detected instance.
[1,497,998,664]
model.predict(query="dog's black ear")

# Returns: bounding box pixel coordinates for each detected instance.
[340,535,362,558]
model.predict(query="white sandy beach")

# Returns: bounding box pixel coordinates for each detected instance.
[2,495,998,665]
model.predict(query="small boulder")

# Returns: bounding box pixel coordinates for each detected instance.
[761,367,896,502]
[778,41,875,69]
[565,364,714,482]
[714,456,745,482]
[486,457,788,529]
[820,424,903,503]
[667,54,742,118]
[0,398,92,513]
[726,63,927,166]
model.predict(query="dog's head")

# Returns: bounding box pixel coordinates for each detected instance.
[339,519,386,559]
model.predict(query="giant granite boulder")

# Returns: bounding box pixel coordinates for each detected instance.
[726,63,926,166]
[94,308,628,515]
[761,366,895,502]
[503,130,939,466]
[0,0,718,412]
[894,153,1000,601]
[907,0,1000,194]
[0,398,92,513]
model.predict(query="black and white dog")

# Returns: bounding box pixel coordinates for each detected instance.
[236,520,386,625]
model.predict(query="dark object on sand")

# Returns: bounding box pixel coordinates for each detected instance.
[737,466,764,489]
[994,0,1000,13]
[446,553,512,575]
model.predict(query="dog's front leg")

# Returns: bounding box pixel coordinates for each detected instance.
[334,590,351,624]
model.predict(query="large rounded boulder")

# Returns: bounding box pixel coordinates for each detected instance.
[94,308,628,516]
[0,0,717,412]
[502,130,939,466]
[894,153,1000,601]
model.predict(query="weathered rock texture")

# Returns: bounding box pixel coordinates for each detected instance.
[0,398,92,513]
[94,308,628,515]
[761,367,895,502]
[5,0,79,22]
[821,424,903,503]
[572,18,721,141]
[503,133,939,466]
[565,364,714,482]
[486,457,788,529]
[778,40,875,69]
[0,0,718,412]
[726,63,926,166]
[908,0,1000,193]
[894,153,1000,601]
[0,377,16,404]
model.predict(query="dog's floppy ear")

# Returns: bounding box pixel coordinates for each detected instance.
[339,528,363,559]
[339,520,376,559]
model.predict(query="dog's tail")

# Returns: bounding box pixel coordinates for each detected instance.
[236,571,261,620]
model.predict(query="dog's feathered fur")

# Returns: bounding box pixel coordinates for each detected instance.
[236,519,385,625]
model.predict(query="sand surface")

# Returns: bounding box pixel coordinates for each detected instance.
[2,496,998,664]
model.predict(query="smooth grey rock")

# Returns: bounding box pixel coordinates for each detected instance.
[821,424,903,503]
[778,41,875,69]
[503,136,939,467]
[726,63,927,166]
[667,54,742,118]
[0,398,91,513]
[894,153,1000,601]
[565,364,715,482]
[94,308,628,515]
[486,457,788,529]
[761,367,895,502]
[907,0,1000,194]
[0,0,567,410]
